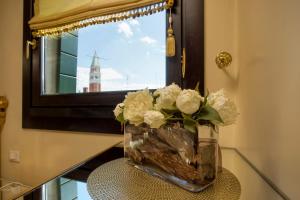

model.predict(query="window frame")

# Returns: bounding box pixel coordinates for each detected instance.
[23,0,204,133]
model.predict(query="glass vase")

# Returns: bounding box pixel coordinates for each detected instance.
[124,123,220,192]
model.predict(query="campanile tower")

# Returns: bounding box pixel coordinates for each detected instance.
[89,51,101,92]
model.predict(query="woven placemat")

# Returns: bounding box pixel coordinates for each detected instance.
[87,158,241,200]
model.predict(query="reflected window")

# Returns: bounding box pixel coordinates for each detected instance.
[42,178,92,200]
[42,12,166,95]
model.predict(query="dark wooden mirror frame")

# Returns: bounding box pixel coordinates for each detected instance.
[22,0,204,134]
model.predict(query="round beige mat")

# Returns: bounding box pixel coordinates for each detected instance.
[87,158,241,200]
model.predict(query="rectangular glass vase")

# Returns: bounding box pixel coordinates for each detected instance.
[124,123,220,192]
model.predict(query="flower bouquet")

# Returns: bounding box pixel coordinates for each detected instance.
[114,83,238,192]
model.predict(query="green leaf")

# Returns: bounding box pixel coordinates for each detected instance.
[181,113,194,120]
[162,108,179,115]
[116,113,125,124]
[203,89,210,106]
[161,109,181,120]
[181,113,197,133]
[196,105,223,124]
[183,119,197,133]
[160,110,172,118]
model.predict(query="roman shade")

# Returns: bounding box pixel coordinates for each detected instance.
[29,0,174,37]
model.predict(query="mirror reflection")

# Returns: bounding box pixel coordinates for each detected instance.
[42,12,166,95]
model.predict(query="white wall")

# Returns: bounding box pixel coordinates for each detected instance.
[206,0,299,198]
[205,0,238,147]
[236,0,300,199]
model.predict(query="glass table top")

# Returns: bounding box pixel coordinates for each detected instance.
[12,147,285,200]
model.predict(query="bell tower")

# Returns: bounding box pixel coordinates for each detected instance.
[89,51,101,92]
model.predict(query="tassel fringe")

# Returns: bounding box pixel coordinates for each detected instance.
[32,2,170,37]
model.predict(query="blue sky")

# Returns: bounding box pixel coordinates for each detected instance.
[76,11,166,92]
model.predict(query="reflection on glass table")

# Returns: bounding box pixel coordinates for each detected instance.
[0,179,31,200]
[21,147,123,200]
[42,178,92,200]
[16,148,286,200]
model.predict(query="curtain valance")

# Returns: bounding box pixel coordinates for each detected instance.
[29,0,174,37]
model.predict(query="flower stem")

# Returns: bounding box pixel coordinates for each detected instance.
[167,118,184,121]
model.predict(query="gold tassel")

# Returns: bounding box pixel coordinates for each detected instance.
[166,9,175,57]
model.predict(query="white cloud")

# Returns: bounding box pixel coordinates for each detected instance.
[101,68,124,80]
[117,22,133,38]
[76,67,89,92]
[129,19,140,26]
[101,81,163,92]
[140,36,157,45]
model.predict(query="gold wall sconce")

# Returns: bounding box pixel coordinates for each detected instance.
[215,51,232,69]
[0,96,8,129]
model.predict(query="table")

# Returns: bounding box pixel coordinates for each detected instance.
[87,158,241,200]
[15,148,286,200]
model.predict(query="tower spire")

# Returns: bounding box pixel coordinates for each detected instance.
[91,51,100,67]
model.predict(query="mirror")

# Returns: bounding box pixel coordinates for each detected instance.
[42,11,166,95]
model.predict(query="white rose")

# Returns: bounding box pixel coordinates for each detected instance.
[113,103,124,117]
[123,89,153,126]
[144,110,165,128]
[176,89,203,114]
[154,83,182,110]
[207,89,238,126]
